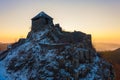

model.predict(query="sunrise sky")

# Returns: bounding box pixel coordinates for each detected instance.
[0,0,120,50]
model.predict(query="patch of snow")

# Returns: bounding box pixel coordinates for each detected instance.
[45,70,54,76]
[83,64,99,80]
[4,42,30,62]
[74,64,86,73]
[56,55,64,60]
[46,77,54,80]
[76,48,88,52]
[40,38,51,44]
[31,29,49,41]
[0,62,11,80]
[65,61,71,67]
[60,69,70,76]
[94,56,100,63]
[46,50,56,58]
[47,61,58,69]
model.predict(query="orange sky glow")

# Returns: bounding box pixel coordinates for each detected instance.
[0,0,120,51]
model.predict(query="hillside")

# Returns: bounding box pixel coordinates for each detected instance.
[93,42,120,51]
[0,11,114,80]
[0,43,8,51]
[99,48,120,64]
[99,48,120,80]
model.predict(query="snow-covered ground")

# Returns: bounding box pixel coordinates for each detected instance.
[0,11,114,80]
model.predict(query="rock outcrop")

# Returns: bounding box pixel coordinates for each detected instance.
[0,11,114,80]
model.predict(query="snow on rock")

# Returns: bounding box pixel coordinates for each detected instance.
[0,11,114,80]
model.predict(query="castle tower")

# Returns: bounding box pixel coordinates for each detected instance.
[31,11,53,32]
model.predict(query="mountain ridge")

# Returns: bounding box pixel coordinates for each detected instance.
[0,11,114,80]
[99,48,120,80]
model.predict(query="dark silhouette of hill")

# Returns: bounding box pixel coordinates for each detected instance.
[0,43,8,51]
[99,48,120,80]
[99,48,120,64]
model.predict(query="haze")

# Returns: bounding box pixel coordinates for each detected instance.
[0,0,120,51]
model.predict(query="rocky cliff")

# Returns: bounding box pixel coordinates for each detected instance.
[0,12,114,80]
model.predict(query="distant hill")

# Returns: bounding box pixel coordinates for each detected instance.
[93,42,120,51]
[99,48,120,64]
[111,48,120,64]
[0,43,8,51]
[99,48,120,80]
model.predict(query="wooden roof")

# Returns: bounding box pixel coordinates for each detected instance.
[32,11,53,20]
